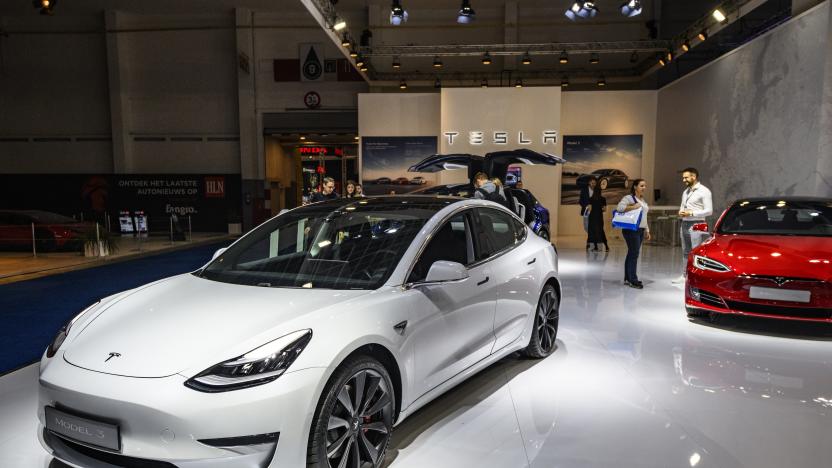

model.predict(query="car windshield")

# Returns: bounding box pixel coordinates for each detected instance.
[199,199,446,289]
[718,200,832,237]
[27,211,78,224]
[592,170,611,175]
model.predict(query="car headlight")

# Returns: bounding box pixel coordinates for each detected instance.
[693,255,731,273]
[46,302,99,358]
[185,330,312,393]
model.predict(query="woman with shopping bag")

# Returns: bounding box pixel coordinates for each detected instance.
[613,179,651,289]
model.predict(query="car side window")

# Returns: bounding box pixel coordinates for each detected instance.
[408,213,472,283]
[473,208,521,261]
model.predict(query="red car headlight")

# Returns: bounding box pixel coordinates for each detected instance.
[693,255,731,273]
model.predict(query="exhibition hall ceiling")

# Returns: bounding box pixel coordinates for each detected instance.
[0,0,796,89]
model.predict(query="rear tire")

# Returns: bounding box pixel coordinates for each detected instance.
[522,285,559,359]
[307,355,395,468]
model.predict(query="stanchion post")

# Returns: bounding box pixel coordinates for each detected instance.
[170,216,174,245]
[32,222,37,258]
[188,216,192,242]
[96,222,100,257]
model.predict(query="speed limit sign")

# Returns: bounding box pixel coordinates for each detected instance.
[304,91,321,109]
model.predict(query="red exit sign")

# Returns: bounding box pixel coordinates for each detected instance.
[299,146,343,156]
[205,176,225,198]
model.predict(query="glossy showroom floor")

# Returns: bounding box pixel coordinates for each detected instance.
[1,238,830,468]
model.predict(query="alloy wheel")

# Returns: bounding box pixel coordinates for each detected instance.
[325,369,393,468]
[536,289,559,353]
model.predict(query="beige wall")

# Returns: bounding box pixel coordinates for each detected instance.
[558,90,658,237]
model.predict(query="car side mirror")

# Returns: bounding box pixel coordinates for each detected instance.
[211,247,228,261]
[423,261,469,283]
[691,223,709,233]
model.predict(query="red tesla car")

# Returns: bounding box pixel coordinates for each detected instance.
[685,197,832,322]
[0,210,90,251]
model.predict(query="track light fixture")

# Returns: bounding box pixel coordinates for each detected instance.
[434,78,442,88]
[521,53,532,65]
[433,56,443,69]
[559,51,569,64]
[682,39,690,52]
[697,30,708,41]
[515,79,523,88]
[457,0,476,24]
[349,48,358,58]
[399,80,408,90]
[390,0,408,25]
[619,0,642,18]
[658,55,667,67]
[597,76,606,87]
[33,0,55,15]
[565,1,598,21]
[561,76,569,88]
[332,19,347,31]
[630,51,638,63]
[355,56,366,68]
[481,78,488,88]
[712,8,726,23]
[340,35,351,48]
[392,56,401,69]
[360,64,368,72]
[666,50,673,62]
[482,52,492,65]
[589,53,599,65]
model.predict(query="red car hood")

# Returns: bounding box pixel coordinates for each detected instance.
[697,234,832,281]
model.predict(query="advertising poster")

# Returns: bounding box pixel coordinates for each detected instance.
[361,137,438,195]
[561,135,643,205]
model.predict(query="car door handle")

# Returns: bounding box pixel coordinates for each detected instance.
[527,258,536,265]
[477,277,490,286]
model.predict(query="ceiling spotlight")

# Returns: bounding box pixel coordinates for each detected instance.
[589,53,600,65]
[630,51,638,63]
[561,76,569,87]
[712,8,726,23]
[360,64,369,72]
[392,56,401,69]
[299,135,307,140]
[333,19,347,31]
[565,1,598,21]
[434,78,442,88]
[457,0,476,24]
[666,50,673,62]
[559,50,569,64]
[341,35,351,47]
[482,52,492,65]
[354,135,360,141]
[697,30,708,41]
[349,48,358,58]
[620,0,642,17]
[521,53,532,65]
[481,78,488,88]
[658,55,667,66]
[399,80,408,90]
[433,56,443,69]
[390,0,408,25]
[355,56,366,68]
[682,39,690,52]
[34,0,55,15]
[597,76,606,87]
[514,79,523,88]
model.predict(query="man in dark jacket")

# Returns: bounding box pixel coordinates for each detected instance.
[310,177,338,203]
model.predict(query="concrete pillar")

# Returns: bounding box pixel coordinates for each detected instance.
[235,8,262,230]
[104,11,134,173]
[816,0,832,197]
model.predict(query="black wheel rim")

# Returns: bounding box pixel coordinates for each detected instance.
[536,289,559,353]
[326,369,393,468]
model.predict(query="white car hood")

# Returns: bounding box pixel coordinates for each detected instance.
[63,274,370,378]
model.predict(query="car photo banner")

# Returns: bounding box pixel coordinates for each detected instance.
[361,136,438,195]
[0,174,241,232]
[561,135,643,205]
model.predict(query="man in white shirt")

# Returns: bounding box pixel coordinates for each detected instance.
[672,167,713,283]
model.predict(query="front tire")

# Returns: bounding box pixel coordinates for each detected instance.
[538,227,550,241]
[307,356,395,468]
[523,285,559,358]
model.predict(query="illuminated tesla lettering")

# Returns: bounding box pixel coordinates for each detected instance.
[443,130,558,145]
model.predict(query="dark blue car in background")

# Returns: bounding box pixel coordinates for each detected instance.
[408,149,563,240]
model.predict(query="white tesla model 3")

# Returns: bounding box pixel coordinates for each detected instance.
[38,196,561,468]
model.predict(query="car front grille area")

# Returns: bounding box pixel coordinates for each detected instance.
[45,429,177,468]
[725,301,832,320]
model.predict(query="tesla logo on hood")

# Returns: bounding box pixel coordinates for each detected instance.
[105,352,121,363]
[774,277,788,286]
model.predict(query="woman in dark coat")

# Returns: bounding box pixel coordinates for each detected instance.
[587,183,609,251]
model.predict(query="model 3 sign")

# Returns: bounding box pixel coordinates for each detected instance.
[45,406,120,451]
[444,130,558,146]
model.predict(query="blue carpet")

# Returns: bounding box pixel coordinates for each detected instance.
[0,241,230,375]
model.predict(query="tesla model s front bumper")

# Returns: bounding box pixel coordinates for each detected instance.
[38,357,326,468]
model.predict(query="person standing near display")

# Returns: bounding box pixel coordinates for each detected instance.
[354,183,365,197]
[673,167,713,283]
[579,177,597,246]
[310,177,339,203]
[586,183,609,251]
[617,179,651,289]
[344,180,356,198]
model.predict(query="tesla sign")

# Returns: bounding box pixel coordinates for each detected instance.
[444,130,558,146]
